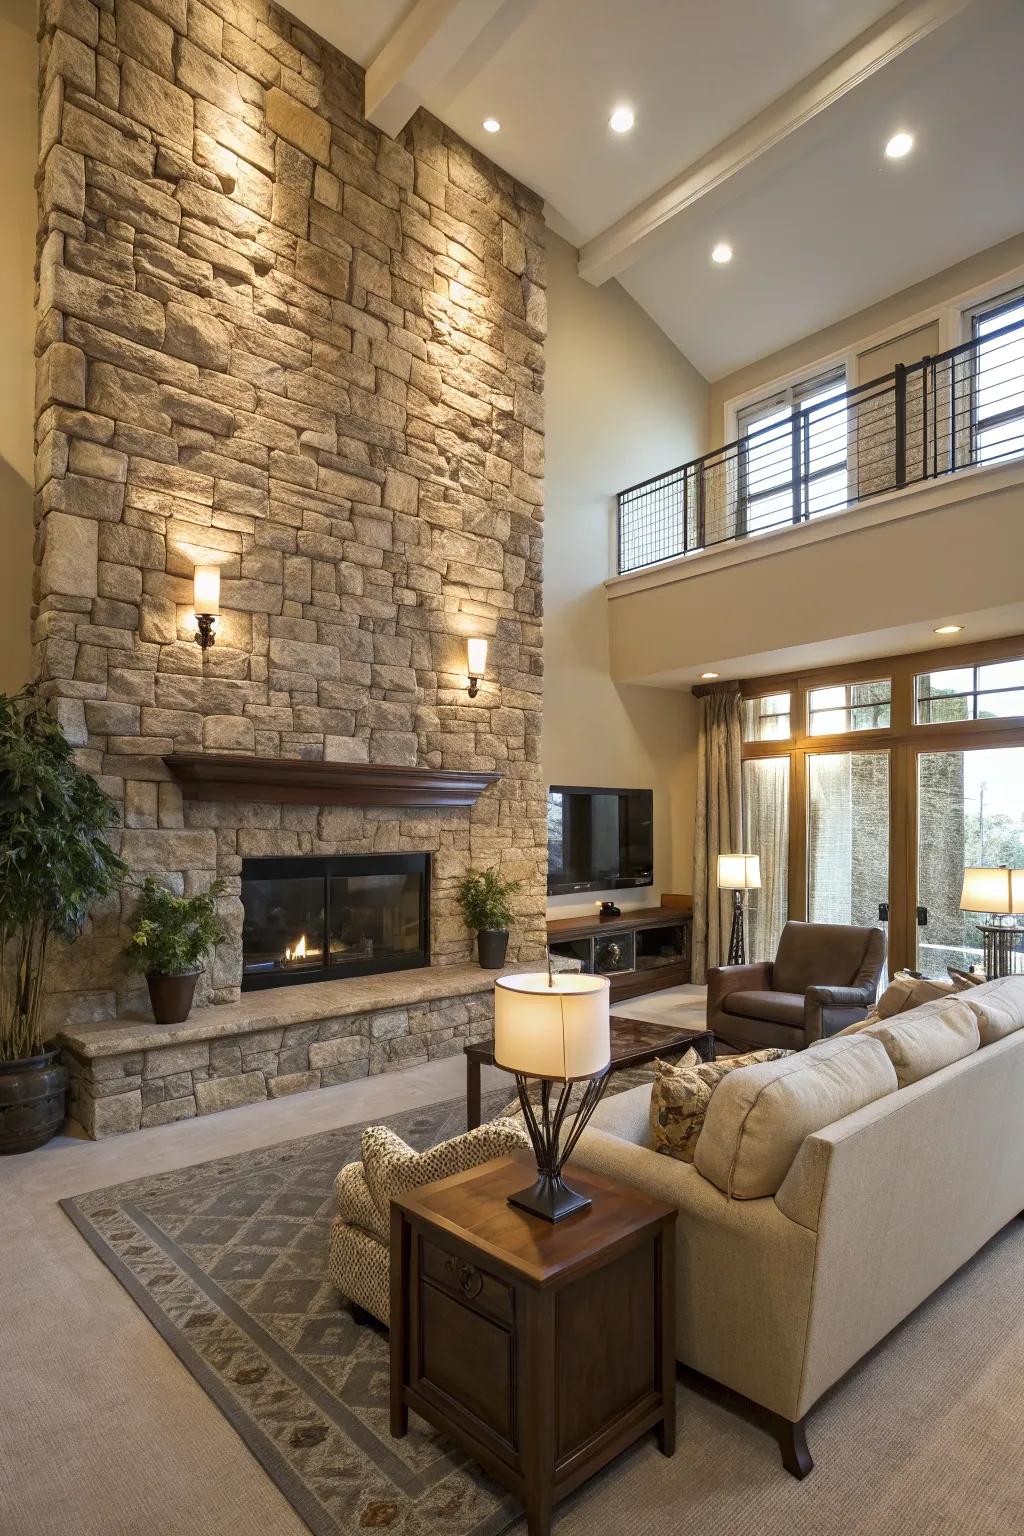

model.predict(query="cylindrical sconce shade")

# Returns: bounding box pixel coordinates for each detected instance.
[717,853,762,891]
[467,636,488,678]
[193,565,221,615]
[960,866,1024,915]
[494,972,610,1081]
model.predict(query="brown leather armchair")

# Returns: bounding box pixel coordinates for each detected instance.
[706,920,886,1052]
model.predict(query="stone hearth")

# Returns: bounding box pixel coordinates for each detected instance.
[59,959,583,1137]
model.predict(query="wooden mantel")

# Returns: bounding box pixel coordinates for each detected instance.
[163,754,502,808]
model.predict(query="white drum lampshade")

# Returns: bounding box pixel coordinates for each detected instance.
[717,854,761,891]
[494,972,610,1081]
[193,564,221,615]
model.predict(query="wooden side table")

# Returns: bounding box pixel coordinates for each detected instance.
[390,1151,677,1536]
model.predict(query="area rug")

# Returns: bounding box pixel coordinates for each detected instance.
[62,1089,530,1536]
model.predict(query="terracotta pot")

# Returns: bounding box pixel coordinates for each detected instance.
[0,1049,68,1155]
[477,929,509,969]
[146,972,200,1027]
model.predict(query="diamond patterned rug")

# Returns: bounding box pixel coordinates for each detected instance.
[61,1089,524,1536]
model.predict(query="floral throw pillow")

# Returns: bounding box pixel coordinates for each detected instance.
[649,1046,793,1163]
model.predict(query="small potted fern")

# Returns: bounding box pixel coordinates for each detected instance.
[456,866,521,969]
[127,878,226,1026]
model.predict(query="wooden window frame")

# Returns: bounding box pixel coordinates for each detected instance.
[735,635,1024,973]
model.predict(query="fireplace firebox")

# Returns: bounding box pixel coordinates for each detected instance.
[240,854,430,991]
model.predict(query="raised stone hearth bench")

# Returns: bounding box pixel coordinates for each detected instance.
[57,963,549,1138]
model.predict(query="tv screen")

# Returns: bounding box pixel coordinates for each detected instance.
[547,786,653,895]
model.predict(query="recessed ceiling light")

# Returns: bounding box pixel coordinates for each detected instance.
[700,670,720,679]
[711,243,733,265]
[609,106,635,134]
[482,118,501,133]
[885,131,914,160]
[934,624,963,635]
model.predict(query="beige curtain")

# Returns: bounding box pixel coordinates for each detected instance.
[742,757,789,962]
[692,686,742,981]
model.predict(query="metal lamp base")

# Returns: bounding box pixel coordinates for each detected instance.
[510,1068,610,1224]
[507,1173,592,1223]
[727,889,746,966]
[976,922,1024,979]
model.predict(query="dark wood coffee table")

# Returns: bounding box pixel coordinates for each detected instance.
[390,1151,677,1536]
[464,1015,715,1129]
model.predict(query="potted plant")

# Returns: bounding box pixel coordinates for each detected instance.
[126,878,226,1026]
[456,866,521,969]
[0,689,126,1154]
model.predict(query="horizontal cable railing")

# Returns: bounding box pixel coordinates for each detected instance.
[617,316,1024,574]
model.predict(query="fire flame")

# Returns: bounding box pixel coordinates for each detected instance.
[286,934,307,962]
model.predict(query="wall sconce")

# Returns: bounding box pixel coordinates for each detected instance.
[193,565,220,650]
[467,636,488,698]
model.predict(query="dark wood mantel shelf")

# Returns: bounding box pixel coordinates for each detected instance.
[163,754,502,808]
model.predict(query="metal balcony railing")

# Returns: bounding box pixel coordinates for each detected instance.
[617,315,1024,575]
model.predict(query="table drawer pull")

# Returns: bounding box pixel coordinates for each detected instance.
[445,1256,483,1299]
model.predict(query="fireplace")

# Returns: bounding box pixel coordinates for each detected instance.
[240,854,430,991]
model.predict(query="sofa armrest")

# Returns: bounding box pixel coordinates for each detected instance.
[707,960,774,1012]
[804,984,874,1043]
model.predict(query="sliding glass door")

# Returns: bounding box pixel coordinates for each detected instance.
[917,745,1024,975]
[807,751,890,928]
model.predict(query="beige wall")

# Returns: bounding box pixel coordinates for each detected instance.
[543,230,708,913]
[0,0,36,694]
[708,234,1024,447]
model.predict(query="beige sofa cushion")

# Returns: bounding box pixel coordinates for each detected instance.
[694,1035,898,1199]
[835,971,958,1035]
[962,974,1024,1045]
[862,997,979,1086]
[649,1046,791,1163]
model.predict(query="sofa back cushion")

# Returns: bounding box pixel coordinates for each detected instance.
[961,974,1024,1045]
[694,1035,898,1199]
[649,1046,792,1163]
[773,920,881,995]
[862,997,979,1086]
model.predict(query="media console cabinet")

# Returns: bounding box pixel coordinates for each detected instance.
[546,904,692,1002]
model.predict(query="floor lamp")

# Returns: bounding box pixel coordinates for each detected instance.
[960,866,1024,978]
[718,854,762,967]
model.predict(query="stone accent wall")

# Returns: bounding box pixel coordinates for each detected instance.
[32,0,547,1026]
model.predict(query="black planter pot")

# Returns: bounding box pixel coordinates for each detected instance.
[477,929,509,969]
[147,971,200,1027]
[0,1049,68,1155]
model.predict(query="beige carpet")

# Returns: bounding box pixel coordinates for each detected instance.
[4,1045,1023,1535]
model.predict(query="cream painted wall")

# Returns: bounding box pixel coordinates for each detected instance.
[707,233,1024,447]
[543,230,708,915]
[0,0,36,694]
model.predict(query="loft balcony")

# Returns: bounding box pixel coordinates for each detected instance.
[606,315,1024,688]
[616,314,1024,575]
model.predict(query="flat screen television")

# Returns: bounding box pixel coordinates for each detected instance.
[547,785,654,895]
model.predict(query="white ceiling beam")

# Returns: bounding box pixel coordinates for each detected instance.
[365,0,512,138]
[578,0,978,287]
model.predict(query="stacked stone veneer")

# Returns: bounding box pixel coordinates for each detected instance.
[32,0,548,1031]
[63,976,498,1136]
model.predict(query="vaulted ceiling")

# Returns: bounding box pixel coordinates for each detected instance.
[288,0,1024,380]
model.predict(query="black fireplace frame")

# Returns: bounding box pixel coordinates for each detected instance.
[240,852,431,992]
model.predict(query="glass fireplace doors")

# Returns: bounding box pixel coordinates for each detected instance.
[241,853,430,990]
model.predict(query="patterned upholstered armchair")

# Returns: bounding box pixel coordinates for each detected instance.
[329,1117,529,1325]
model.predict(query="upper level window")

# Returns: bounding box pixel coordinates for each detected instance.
[917,657,1024,724]
[808,680,891,735]
[742,692,791,742]
[736,367,848,536]
[965,289,1024,467]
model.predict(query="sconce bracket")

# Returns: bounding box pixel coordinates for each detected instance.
[195,613,217,650]
[467,677,480,698]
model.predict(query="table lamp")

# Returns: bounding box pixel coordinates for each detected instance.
[960,866,1024,978]
[717,853,761,966]
[494,971,611,1222]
